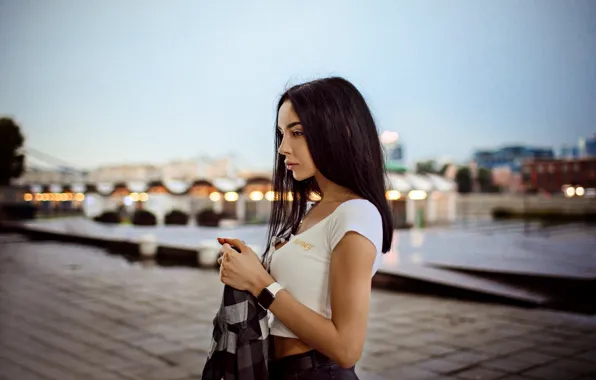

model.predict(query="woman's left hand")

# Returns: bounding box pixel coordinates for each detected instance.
[217,237,274,296]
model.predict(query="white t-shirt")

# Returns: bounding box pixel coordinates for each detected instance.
[268,199,383,338]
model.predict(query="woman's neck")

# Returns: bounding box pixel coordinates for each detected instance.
[313,172,357,204]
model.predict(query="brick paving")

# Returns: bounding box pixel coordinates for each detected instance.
[1,234,596,380]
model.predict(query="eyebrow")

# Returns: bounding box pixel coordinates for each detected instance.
[277,121,302,131]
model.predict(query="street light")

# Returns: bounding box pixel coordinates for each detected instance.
[249,191,263,201]
[565,187,575,198]
[224,192,239,202]
[386,190,401,200]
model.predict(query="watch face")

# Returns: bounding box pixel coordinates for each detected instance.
[257,288,274,309]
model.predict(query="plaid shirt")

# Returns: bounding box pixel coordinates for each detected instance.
[202,235,295,380]
[201,285,271,380]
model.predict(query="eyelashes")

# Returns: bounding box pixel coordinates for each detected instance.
[277,130,305,138]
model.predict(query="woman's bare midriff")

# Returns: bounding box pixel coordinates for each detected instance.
[274,336,312,359]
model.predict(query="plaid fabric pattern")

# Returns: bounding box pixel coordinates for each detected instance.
[201,285,271,380]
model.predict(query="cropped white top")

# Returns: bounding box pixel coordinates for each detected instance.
[268,199,383,338]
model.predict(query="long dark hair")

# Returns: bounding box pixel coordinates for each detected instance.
[263,77,393,264]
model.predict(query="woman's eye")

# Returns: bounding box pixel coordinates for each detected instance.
[292,131,304,137]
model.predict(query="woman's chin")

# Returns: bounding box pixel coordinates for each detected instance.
[291,170,314,182]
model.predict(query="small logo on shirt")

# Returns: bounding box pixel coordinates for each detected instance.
[293,239,314,251]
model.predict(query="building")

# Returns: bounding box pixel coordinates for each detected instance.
[522,157,596,194]
[559,134,596,159]
[474,145,554,173]
[560,144,581,159]
[17,156,238,187]
[160,157,233,182]
[20,171,459,228]
[385,172,457,228]
[579,134,596,157]
[87,164,161,183]
[491,166,523,193]
[160,160,200,182]
[380,131,406,172]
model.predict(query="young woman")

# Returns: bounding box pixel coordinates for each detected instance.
[217,77,394,379]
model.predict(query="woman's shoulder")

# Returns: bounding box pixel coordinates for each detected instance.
[326,198,383,252]
[328,198,382,230]
[335,198,381,219]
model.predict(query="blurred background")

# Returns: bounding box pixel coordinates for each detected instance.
[1,1,596,380]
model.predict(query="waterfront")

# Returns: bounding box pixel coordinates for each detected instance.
[3,215,595,318]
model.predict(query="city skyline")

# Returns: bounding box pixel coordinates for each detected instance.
[1,1,595,171]
[22,134,591,175]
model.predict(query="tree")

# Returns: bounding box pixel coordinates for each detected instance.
[477,167,500,193]
[439,163,450,176]
[455,167,473,193]
[0,117,25,186]
[415,160,438,174]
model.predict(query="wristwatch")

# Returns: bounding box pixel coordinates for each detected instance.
[256,282,283,310]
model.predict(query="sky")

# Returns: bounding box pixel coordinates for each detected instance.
[1,0,595,172]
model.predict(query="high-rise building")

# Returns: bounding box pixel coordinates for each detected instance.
[579,134,596,157]
[560,144,580,159]
[473,145,554,172]
[380,131,406,172]
[559,134,596,159]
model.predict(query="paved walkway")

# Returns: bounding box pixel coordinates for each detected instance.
[1,234,595,380]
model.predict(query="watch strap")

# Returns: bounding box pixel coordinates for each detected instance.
[266,282,283,297]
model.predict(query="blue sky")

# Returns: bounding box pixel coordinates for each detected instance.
[1,0,594,171]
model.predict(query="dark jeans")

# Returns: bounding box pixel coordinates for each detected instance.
[270,350,359,380]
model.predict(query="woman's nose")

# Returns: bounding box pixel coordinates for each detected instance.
[278,136,291,156]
